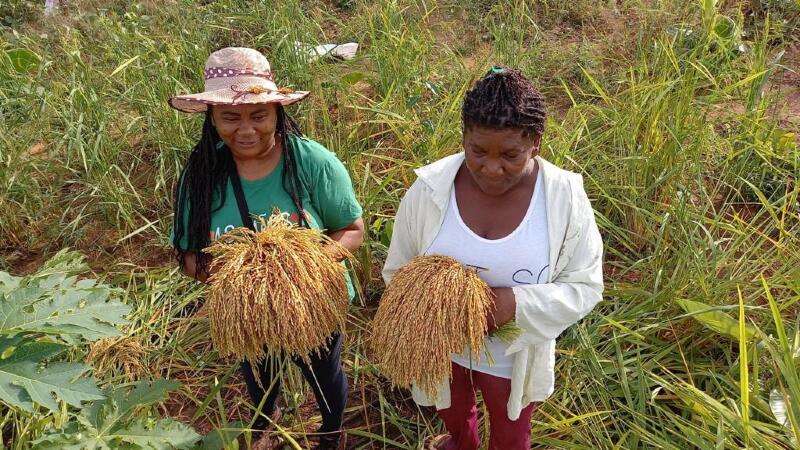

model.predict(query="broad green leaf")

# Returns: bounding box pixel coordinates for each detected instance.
[199,422,244,450]
[83,379,182,428]
[0,337,67,409]
[0,336,65,365]
[713,15,737,40]
[113,419,200,449]
[35,418,199,450]
[35,380,196,449]
[32,249,89,280]
[0,251,121,413]
[30,423,100,450]
[0,272,20,293]
[117,379,181,412]
[0,288,131,340]
[5,48,40,73]
[341,71,366,85]
[676,299,756,342]
[0,347,103,412]
[0,251,131,341]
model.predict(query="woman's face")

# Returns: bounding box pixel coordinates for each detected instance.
[211,104,279,159]
[462,125,540,196]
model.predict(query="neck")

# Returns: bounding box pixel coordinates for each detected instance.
[232,137,283,181]
[510,158,539,192]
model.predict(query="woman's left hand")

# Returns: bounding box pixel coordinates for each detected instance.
[487,287,516,333]
[322,242,350,262]
[325,217,365,261]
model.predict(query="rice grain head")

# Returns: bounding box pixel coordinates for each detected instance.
[369,255,492,397]
[86,335,149,381]
[204,213,350,364]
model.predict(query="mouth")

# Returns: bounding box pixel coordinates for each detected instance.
[235,140,259,148]
[480,177,507,187]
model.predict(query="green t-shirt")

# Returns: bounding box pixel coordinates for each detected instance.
[173,135,362,299]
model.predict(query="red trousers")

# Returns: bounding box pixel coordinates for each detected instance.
[436,363,537,450]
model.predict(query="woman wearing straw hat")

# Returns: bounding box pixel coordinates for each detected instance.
[383,67,604,450]
[169,47,363,450]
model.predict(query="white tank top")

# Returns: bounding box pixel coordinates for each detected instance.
[425,167,549,379]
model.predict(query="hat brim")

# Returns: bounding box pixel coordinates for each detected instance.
[168,88,310,113]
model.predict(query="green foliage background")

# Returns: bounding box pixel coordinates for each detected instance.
[1,0,799,448]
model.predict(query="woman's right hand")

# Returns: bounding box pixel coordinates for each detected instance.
[486,287,516,333]
[180,251,213,283]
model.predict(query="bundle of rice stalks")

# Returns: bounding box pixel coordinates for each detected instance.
[370,255,492,397]
[203,213,350,363]
[86,336,149,381]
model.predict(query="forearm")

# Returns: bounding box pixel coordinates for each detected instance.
[511,198,604,342]
[327,228,363,254]
[512,280,602,343]
[326,218,365,261]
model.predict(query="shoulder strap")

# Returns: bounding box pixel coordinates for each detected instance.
[227,157,255,231]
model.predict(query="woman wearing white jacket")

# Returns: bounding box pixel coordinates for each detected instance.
[382,67,604,450]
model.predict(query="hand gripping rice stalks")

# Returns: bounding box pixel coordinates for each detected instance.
[203,214,350,364]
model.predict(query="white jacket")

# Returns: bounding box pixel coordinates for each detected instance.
[381,152,604,420]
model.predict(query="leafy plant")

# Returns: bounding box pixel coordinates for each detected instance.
[0,252,201,447]
[0,250,131,413]
[32,380,200,449]
[0,336,104,413]
[0,251,131,341]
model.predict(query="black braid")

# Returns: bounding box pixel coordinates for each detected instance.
[462,66,546,137]
[172,112,226,277]
[276,106,309,228]
[172,105,307,278]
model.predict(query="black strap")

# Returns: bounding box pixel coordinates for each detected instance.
[228,156,255,231]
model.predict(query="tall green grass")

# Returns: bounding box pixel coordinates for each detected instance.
[1,0,798,448]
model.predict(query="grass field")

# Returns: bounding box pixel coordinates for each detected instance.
[1,0,799,448]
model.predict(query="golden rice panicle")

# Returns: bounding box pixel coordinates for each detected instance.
[204,213,350,363]
[86,336,149,381]
[369,255,492,398]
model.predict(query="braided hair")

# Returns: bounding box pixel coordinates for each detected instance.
[462,66,546,137]
[172,105,308,277]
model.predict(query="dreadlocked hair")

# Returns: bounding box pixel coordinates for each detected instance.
[172,105,308,278]
[462,66,546,137]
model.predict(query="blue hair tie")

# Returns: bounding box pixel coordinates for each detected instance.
[216,141,224,150]
[490,66,506,74]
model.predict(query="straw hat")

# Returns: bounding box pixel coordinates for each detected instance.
[169,47,309,113]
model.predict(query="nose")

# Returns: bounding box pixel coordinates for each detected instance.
[480,160,504,178]
[237,120,257,137]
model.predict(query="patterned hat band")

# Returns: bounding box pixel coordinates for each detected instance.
[169,48,309,113]
[204,67,274,81]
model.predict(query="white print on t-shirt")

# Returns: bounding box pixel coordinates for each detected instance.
[210,210,310,241]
